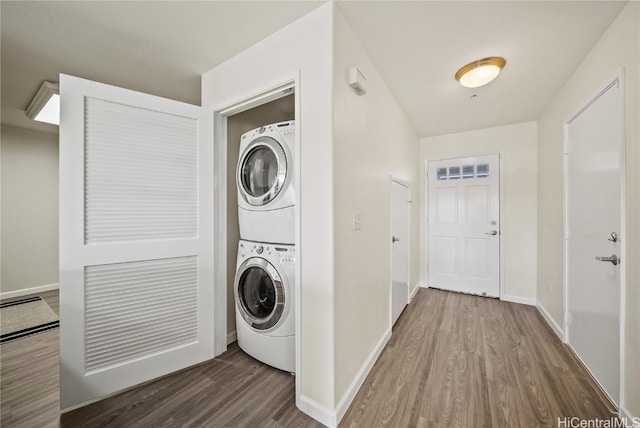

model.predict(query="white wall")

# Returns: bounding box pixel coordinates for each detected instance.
[420,121,538,303]
[536,2,639,417]
[204,6,421,425]
[226,95,294,342]
[1,125,59,296]
[333,6,420,413]
[202,3,336,420]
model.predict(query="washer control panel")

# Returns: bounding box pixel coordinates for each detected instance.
[274,246,296,265]
[239,242,271,257]
[238,241,295,265]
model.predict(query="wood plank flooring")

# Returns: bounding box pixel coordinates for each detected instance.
[340,288,616,427]
[1,288,615,427]
[1,290,60,427]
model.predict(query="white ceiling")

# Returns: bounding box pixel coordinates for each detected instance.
[338,1,627,137]
[1,1,323,134]
[1,1,628,137]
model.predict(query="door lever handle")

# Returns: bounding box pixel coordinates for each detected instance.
[595,254,619,265]
[485,230,498,236]
[392,236,400,243]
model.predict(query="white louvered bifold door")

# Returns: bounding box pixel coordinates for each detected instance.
[59,74,214,410]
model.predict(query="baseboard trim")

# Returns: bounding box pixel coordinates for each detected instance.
[227,330,237,345]
[0,283,59,300]
[501,294,536,306]
[409,283,421,301]
[536,302,564,340]
[298,395,336,428]
[335,328,391,425]
[419,281,429,288]
[298,328,392,428]
[620,405,638,427]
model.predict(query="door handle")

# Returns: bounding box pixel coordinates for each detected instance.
[595,254,619,266]
[392,236,400,243]
[485,230,498,236]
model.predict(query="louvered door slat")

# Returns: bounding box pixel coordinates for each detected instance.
[84,97,198,244]
[84,256,198,372]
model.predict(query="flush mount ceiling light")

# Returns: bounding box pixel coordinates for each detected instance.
[26,81,60,125]
[455,57,506,88]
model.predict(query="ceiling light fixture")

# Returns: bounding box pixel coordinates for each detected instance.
[26,81,60,125]
[455,57,506,88]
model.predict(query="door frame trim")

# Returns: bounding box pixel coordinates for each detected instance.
[210,72,301,399]
[389,176,411,327]
[562,68,626,409]
[424,153,503,299]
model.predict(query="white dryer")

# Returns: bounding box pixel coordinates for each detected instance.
[234,239,295,372]
[237,120,295,244]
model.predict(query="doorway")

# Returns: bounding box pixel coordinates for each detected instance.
[427,154,500,297]
[564,74,623,406]
[225,95,295,345]
[390,178,410,326]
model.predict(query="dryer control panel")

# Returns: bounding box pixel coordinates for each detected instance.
[276,120,295,138]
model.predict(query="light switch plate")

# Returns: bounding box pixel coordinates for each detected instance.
[352,212,361,230]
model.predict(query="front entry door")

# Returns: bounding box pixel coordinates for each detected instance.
[428,155,500,297]
[566,77,622,405]
[59,75,215,409]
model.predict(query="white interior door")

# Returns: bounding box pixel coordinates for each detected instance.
[566,77,622,405]
[428,155,500,297]
[391,179,410,326]
[59,74,215,409]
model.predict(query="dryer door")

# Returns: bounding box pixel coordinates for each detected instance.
[235,257,285,330]
[237,136,287,206]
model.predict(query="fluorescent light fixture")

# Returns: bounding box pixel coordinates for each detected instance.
[455,57,506,88]
[26,81,60,125]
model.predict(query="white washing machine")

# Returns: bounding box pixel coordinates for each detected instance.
[234,239,295,372]
[237,120,295,244]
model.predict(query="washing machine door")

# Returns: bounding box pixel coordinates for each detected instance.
[237,136,287,207]
[235,257,285,331]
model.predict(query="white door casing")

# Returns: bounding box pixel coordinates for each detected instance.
[390,178,410,326]
[565,75,623,405]
[427,155,500,297]
[59,74,215,409]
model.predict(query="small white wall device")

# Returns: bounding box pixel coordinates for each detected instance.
[348,67,367,96]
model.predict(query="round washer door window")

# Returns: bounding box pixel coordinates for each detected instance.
[237,136,287,206]
[235,258,285,331]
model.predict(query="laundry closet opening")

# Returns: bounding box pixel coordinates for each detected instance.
[226,89,296,350]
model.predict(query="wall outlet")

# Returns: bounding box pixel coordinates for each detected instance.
[352,212,361,230]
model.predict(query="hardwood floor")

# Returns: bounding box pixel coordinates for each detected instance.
[340,288,616,427]
[1,289,615,427]
[1,290,60,428]
[0,290,322,428]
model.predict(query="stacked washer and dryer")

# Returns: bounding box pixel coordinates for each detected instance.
[234,120,296,373]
